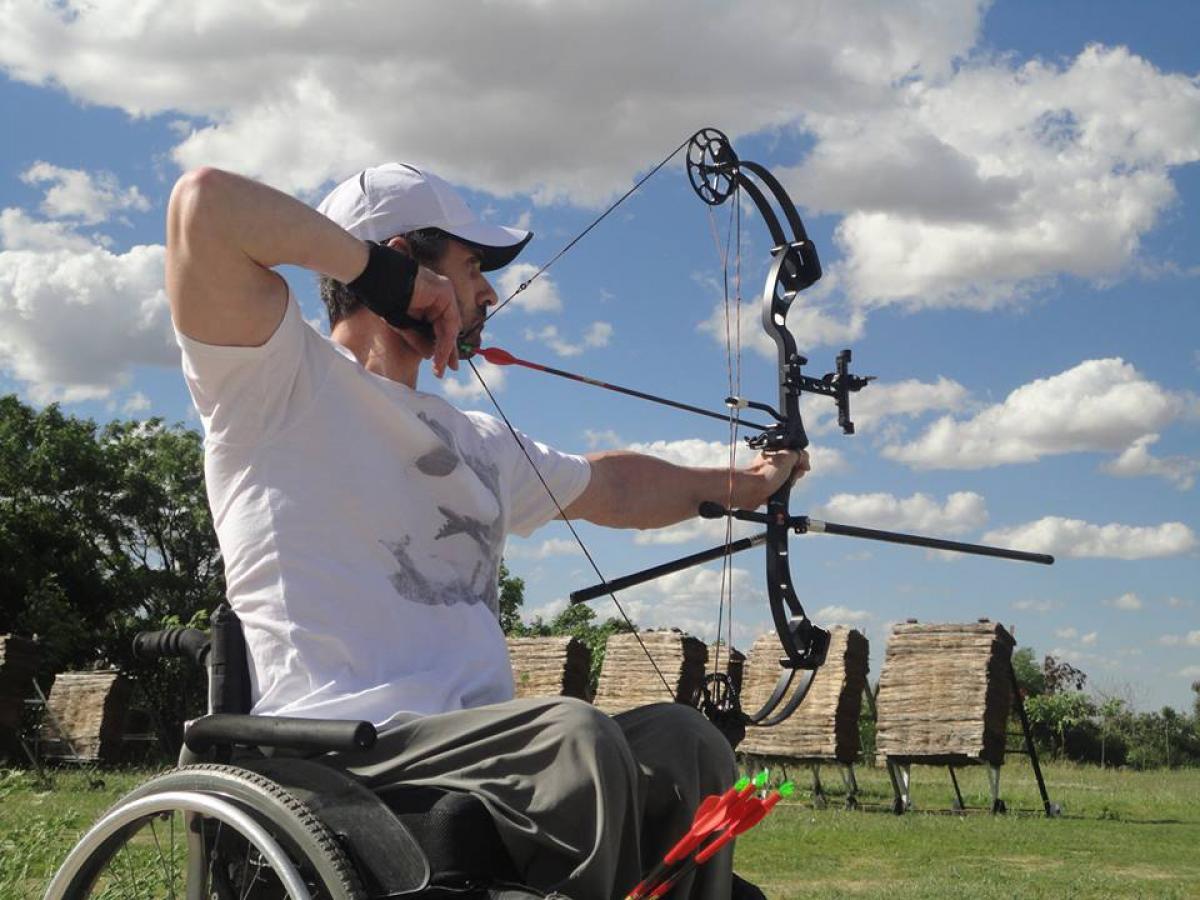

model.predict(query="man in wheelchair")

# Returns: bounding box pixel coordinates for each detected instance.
[62,162,805,898]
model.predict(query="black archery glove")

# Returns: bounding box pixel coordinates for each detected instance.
[344,240,429,333]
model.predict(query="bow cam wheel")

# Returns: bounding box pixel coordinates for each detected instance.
[698,672,748,749]
[687,127,738,205]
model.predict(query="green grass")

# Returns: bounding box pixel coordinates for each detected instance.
[0,766,151,899]
[733,758,1200,898]
[2,760,1198,898]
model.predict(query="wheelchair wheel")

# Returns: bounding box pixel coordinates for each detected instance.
[45,764,365,900]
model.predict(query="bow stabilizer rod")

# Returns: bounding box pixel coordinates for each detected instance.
[700,502,1055,565]
[571,502,1053,609]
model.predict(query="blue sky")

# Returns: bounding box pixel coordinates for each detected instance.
[0,0,1196,711]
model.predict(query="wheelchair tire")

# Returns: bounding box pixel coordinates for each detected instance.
[45,764,366,900]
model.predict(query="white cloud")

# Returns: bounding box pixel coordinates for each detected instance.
[1166,596,1196,609]
[623,437,747,470]
[814,491,987,535]
[1013,598,1059,613]
[828,376,970,435]
[1080,631,1098,646]
[698,292,865,359]
[121,391,151,415]
[608,564,763,640]
[523,321,612,357]
[2,5,1196,325]
[1104,592,1144,611]
[504,537,582,560]
[1179,665,1200,678]
[884,359,1190,469]
[1049,646,1113,670]
[440,358,507,402]
[0,208,95,252]
[616,436,844,477]
[1056,627,1078,639]
[983,517,1196,560]
[815,604,871,625]
[1101,434,1199,490]
[21,161,149,224]
[0,1,986,201]
[584,428,623,450]
[788,45,1200,307]
[0,243,174,401]
[1161,628,1200,643]
[495,265,562,314]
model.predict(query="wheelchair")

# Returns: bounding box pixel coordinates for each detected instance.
[44,605,568,899]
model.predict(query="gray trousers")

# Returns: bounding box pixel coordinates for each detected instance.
[327,697,737,900]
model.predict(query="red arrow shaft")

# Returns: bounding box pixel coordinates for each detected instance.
[474,347,770,431]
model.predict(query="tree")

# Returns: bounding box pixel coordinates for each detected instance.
[497,560,526,635]
[0,397,224,751]
[1011,647,1046,697]
[1043,654,1087,693]
[1024,691,1097,759]
[1095,695,1126,768]
[0,397,127,675]
[100,419,225,748]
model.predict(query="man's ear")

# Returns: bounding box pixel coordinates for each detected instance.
[384,235,412,256]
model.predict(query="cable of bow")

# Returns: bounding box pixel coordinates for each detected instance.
[484,136,692,324]
[465,134,717,704]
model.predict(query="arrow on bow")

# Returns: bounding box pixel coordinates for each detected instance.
[463,126,1054,747]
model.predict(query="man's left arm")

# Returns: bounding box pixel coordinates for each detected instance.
[562,450,810,529]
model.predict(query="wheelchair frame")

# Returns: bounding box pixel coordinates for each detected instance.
[44,605,559,900]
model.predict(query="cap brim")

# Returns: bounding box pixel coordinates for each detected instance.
[445,222,532,271]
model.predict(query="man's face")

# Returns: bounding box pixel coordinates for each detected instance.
[431,238,497,350]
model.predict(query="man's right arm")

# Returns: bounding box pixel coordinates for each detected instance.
[166,167,369,348]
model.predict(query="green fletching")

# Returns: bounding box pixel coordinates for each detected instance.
[779,782,796,798]
[734,776,751,790]
[753,770,769,788]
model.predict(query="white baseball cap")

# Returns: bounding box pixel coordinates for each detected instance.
[317,163,531,271]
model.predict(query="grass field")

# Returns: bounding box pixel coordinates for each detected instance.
[2,757,1197,898]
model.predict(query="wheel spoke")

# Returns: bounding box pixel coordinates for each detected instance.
[206,818,223,895]
[239,837,257,900]
[149,816,175,896]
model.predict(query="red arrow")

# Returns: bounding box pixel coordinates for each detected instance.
[470,347,771,431]
[625,781,755,900]
[646,789,788,898]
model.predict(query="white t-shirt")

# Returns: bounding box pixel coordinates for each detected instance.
[176,295,591,728]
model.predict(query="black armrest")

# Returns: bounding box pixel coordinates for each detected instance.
[184,713,377,754]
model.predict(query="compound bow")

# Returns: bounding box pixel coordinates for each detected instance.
[467,127,1053,748]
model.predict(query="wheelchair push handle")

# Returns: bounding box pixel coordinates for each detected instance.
[133,627,211,666]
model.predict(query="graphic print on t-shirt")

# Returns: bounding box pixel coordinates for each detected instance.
[380,412,505,616]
